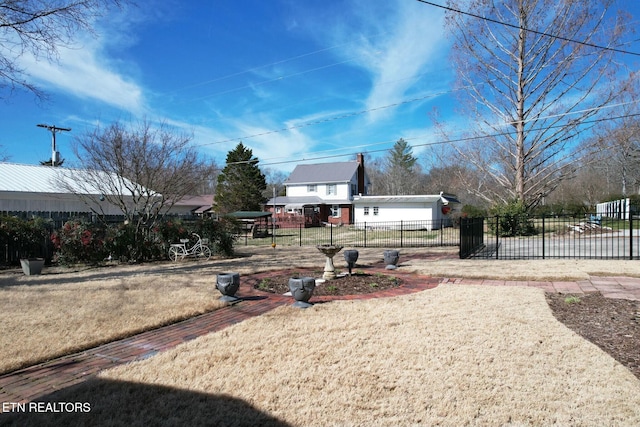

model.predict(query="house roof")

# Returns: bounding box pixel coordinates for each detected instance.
[0,162,144,196]
[352,195,442,204]
[227,211,272,219]
[285,161,360,185]
[174,194,213,213]
[266,196,324,206]
[352,194,461,205]
[265,196,352,207]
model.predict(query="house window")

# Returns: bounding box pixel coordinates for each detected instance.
[307,184,316,192]
[326,184,336,195]
[363,207,369,216]
[331,205,341,218]
[373,207,379,216]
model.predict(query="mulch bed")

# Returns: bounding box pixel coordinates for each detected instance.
[546,292,640,380]
[248,268,403,296]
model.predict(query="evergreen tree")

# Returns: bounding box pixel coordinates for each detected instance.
[383,138,421,195]
[215,143,267,213]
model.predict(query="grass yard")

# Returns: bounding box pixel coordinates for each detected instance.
[5,285,640,426]
[0,263,227,374]
[237,224,459,248]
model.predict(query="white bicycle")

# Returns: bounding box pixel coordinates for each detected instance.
[168,233,212,262]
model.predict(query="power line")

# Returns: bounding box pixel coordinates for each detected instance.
[415,0,640,57]
[225,109,640,168]
[193,81,488,148]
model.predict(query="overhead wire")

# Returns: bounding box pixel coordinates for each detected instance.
[415,0,640,56]
[187,1,640,169]
[228,100,640,166]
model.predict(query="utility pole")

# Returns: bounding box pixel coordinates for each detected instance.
[37,124,71,167]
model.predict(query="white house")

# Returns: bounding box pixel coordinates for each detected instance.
[265,153,371,226]
[352,193,460,230]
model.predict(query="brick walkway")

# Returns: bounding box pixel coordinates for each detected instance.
[441,276,640,301]
[1,266,638,409]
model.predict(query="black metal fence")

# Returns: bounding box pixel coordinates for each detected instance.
[471,214,640,260]
[239,219,460,248]
[459,217,485,258]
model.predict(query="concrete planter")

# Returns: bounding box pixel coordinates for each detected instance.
[216,272,240,302]
[20,258,44,276]
[343,249,359,276]
[288,277,316,308]
[383,250,400,270]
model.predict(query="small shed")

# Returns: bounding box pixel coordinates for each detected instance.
[352,193,460,230]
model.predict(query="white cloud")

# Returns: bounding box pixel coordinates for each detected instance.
[11,4,147,114]
[22,43,144,113]
[320,0,449,122]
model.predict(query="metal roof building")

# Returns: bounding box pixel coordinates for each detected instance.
[0,162,142,216]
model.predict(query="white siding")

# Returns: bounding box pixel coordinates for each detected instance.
[0,192,128,215]
[355,203,436,223]
[287,182,352,200]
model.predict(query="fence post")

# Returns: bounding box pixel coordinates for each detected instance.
[495,215,499,260]
[299,223,302,246]
[542,215,545,260]
[400,220,403,248]
[630,213,634,260]
[330,223,333,246]
[364,222,367,248]
[440,218,443,246]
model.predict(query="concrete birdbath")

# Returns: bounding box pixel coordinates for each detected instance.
[316,244,343,280]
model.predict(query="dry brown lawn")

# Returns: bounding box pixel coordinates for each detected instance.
[8,284,640,426]
[2,246,640,426]
[0,263,227,374]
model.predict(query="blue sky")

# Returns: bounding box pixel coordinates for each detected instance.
[0,0,638,173]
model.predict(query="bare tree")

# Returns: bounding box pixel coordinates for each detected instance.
[440,0,631,208]
[588,72,640,197]
[0,0,121,98]
[65,120,217,229]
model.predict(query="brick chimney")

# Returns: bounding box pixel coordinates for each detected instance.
[356,153,365,195]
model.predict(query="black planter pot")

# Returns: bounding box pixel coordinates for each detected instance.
[383,250,400,270]
[216,272,240,302]
[288,277,316,308]
[343,249,359,276]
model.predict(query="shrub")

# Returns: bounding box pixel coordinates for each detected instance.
[190,217,237,257]
[0,216,51,262]
[460,204,487,218]
[488,200,537,237]
[51,220,110,265]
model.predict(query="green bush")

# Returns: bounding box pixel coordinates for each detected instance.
[488,200,537,237]
[190,217,237,257]
[50,216,238,265]
[460,204,487,218]
[51,220,110,265]
[0,216,51,262]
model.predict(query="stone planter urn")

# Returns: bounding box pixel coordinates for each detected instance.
[288,277,316,308]
[216,272,240,302]
[383,250,400,270]
[343,249,359,276]
[20,258,44,276]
